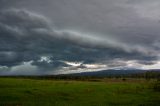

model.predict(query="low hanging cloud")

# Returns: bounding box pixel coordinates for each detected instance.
[0,8,159,75]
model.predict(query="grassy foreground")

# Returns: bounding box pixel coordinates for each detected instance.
[0,78,159,106]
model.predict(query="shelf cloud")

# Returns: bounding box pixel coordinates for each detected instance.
[0,0,160,75]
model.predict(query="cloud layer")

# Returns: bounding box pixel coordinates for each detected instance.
[0,0,160,75]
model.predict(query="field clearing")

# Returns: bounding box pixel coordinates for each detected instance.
[0,78,159,106]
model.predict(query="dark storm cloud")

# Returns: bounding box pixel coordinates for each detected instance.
[0,0,160,74]
[0,9,155,67]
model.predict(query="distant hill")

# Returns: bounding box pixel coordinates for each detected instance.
[67,69,160,77]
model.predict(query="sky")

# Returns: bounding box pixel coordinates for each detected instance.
[0,0,160,75]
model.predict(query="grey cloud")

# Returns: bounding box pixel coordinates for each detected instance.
[1,0,160,45]
[0,2,159,75]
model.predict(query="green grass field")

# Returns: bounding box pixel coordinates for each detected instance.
[0,78,159,106]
